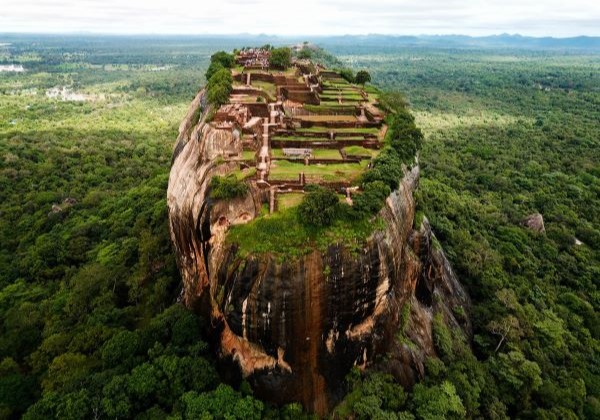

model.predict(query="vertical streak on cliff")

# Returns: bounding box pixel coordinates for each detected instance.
[168,90,472,415]
[304,251,327,414]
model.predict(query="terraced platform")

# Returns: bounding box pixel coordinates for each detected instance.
[211,48,386,213]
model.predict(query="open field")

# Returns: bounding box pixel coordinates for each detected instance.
[271,149,342,160]
[304,103,358,113]
[322,92,360,98]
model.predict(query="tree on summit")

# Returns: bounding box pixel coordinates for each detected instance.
[269,48,292,69]
[355,70,372,85]
[299,186,339,227]
[210,51,235,68]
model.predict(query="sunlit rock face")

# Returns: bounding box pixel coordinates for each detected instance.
[167,92,471,415]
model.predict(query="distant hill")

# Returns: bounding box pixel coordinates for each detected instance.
[2,32,599,52]
[313,34,600,51]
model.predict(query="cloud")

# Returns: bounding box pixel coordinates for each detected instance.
[1,0,599,36]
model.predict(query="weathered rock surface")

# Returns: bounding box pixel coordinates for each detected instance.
[48,197,77,217]
[523,212,545,233]
[167,93,471,415]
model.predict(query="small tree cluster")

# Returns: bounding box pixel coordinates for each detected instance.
[352,181,391,217]
[206,68,233,107]
[297,48,312,60]
[360,102,423,193]
[205,51,235,107]
[388,108,423,162]
[339,68,355,83]
[205,51,234,80]
[210,51,235,68]
[355,70,372,85]
[378,91,409,113]
[336,69,372,84]
[298,186,339,227]
[269,47,292,69]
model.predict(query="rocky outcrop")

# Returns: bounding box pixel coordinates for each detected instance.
[48,197,77,217]
[523,212,545,233]
[384,218,472,386]
[167,95,471,415]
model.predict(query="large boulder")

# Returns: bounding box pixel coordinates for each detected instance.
[523,213,545,233]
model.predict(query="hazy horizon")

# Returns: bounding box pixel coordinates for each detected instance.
[2,0,599,38]
[1,32,599,39]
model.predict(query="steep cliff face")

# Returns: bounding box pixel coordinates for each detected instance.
[167,93,471,415]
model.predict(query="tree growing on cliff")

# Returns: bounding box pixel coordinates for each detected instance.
[355,70,372,85]
[269,48,292,69]
[353,181,390,217]
[210,51,235,69]
[361,151,404,191]
[206,51,234,81]
[379,91,409,113]
[205,62,225,81]
[206,68,233,107]
[207,68,233,90]
[207,84,230,107]
[388,108,423,162]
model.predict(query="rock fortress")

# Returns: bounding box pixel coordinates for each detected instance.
[167,46,470,415]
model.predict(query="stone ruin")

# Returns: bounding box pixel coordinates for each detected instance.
[167,48,472,415]
[207,47,386,213]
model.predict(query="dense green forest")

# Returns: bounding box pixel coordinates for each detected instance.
[326,44,600,419]
[0,36,599,419]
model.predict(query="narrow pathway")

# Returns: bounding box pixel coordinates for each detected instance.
[258,117,270,181]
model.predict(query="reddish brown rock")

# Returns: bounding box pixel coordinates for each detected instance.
[167,91,471,415]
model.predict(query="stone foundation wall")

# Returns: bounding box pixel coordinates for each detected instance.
[271,139,374,148]
[245,103,269,119]
[250,73,275,83]
[282,88,319,105]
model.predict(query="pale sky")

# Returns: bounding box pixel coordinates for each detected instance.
[2,0,599,37]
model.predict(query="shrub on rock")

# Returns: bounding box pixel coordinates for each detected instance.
[299,187,339,227]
